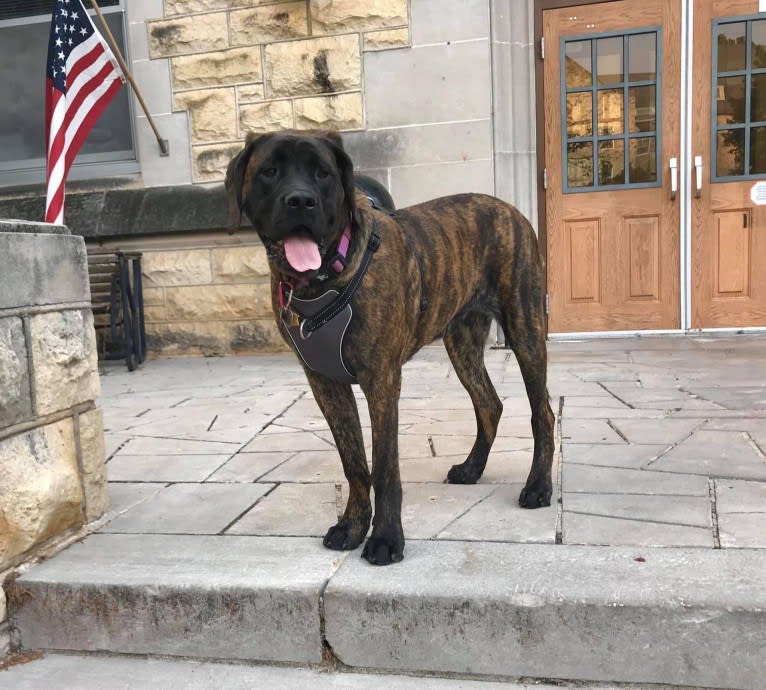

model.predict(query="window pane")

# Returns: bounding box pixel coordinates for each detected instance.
[567,92,592,137]
[717,22,746,72]
[751,127,766,174]
[752,19,766,68]
[598,89,623,135]
[628,33,656,81]
[717,76,746,124]
[717,129,745,176]
[598,139,625,184]
[629,136,657,183]
[597,36,623,84]
[0,11,133,165]
[628,85,656,132]
[568,141,593,187]
[0,1,119,21]
[751,74,766,122]
[566,41,592,88]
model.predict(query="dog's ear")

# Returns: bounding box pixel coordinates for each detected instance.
[322,134,357,226]
[225,132,262,228]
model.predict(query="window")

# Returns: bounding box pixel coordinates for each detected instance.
[0,0,136,188]
[713,16,766,178]
[561,29,661,192]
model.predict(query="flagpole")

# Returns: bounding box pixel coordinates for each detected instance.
[87,0,169,156]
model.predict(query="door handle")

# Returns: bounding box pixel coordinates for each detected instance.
[694,155,703,198]
[669,157,678,200]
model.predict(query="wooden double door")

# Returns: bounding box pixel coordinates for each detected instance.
[542,0,766,332]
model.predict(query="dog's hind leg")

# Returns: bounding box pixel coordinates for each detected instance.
[443,310,503,485]
[306,372,372,551]
[501,297,555,508]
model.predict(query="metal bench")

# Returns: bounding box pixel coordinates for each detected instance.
[87,249,146,371]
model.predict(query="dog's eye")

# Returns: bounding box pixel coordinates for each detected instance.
[261,167,278,178]
[316,168,330,180]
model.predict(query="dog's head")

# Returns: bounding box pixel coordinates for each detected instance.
[226,130,356,281]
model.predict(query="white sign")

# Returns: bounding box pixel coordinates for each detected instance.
[761,0,766,13]
[751,181,766,206]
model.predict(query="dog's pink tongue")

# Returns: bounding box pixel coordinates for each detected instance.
[284,231,321,272]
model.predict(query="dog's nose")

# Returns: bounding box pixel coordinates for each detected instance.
[284,190,318,211]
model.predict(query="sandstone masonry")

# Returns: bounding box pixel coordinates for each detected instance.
[147,0,411,182]
[0,221,107,656]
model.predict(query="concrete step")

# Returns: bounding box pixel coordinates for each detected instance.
[9,534,766,690]
[0,653,619,690]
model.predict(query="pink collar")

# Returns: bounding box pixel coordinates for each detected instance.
[330,224,352,274]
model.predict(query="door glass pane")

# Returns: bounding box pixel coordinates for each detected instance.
[566,41,592,87]
[717,22,746,71]
[598,89,624,134]
[568,141,593,187]
[598,139,625,184]
[629,137,657,182]
[567,92,593,137]
[628,33,656,81]
[751,127,766,174]
[717,129,746,176]
[628,85,656,132]
[752,19,766,68]
[717,76,746,124]
[751,74,766,122]
[597,36,623,84]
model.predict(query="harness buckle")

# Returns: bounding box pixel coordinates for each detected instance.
[278,281,294,311]
[369,233,381,252]
[299,318,313,341]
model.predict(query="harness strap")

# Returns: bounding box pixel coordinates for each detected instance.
[300,223,381,337]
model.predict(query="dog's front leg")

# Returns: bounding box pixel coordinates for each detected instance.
[306,371,372,551]
[359,368,404,565]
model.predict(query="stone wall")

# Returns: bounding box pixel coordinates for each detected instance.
[90,232,285,357]
[0,221,107,655]
[146,0,410,183]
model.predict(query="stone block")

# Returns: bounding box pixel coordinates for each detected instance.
[310,0,407,35]
[263,35,361,98]
[141,250,213,287]
[294,92,363,130]
[212,246,270,282]
[165,285,271,320]
[0,419,83,568]
[143,306,168,322]
[78,408,108,523]
[410,0,489,45]
[0,233,89,311]
[239,100,294,134]
[364,40,491,129]
[230,2,308,46]
[141,287,165,307]
[146,319,285,356]
[148,12,228,59]
[172,48,262,90]
[174,88,237,143]
[14,534,344,664]
[0,317,32,428]
[238,84,265,102]
[191,142,245,182]
[0,586,5,621]
[164,0,228,15]
[29,310,100,417]
[134,112,194,188]
[389,159,493,208]
[363,28,410,51]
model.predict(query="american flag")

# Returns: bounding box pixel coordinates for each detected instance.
[45,0,124,224]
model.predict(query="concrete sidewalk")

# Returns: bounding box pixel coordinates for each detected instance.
[5,335,766,688]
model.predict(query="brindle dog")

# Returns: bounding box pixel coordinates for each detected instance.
[226,130,555,566]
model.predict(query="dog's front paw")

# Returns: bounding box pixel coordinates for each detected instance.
[446,461,482,484]
[323,520,368,551]
[361,532,404,566]
[519,477,552,508]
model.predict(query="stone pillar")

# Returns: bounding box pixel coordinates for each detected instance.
[0,220,107,656]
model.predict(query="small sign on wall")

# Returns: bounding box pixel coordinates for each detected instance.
[761,0,766,12]
[751,181,766,205]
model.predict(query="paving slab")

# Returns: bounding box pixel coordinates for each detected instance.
[324,541,766,689]
[0,653,594,690]
[718,513,766,548]
[715,478,766,513]
[13,534,345,664]
[102,482,168,519]
[561,443,669,469]
[106,453,232,482]
[563,493,712,528]
[562,512,713,547]
[100,483,274,534]
[562,463,709,495]
[205,451,295,482]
